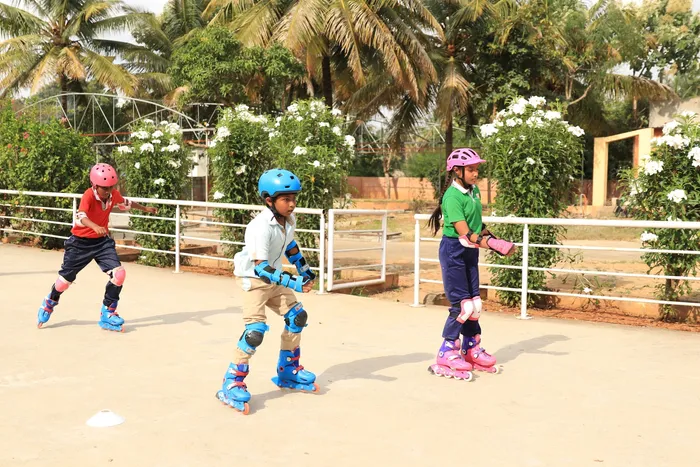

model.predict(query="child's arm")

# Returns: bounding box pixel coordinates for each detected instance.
[253,259,312,293]
[129,201,158,214]
[453,221,516,256]
[284,240,316,282]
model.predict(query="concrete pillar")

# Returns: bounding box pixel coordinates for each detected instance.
[592,137,609,207]
[636,128,653,169]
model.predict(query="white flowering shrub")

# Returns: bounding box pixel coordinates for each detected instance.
[208,104,274,256]
[479,96,584,307]
[620,112,700,321]
[114,119,192,267]
[268,99,354,261]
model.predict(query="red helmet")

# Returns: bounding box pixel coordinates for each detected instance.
[90,163,118,187]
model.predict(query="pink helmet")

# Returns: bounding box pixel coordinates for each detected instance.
[446,148,486,171]
[90,163,119,187]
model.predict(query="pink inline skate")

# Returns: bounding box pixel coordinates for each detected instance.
[428,339,473,381]
[462,334,500,373]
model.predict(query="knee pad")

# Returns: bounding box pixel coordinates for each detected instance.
[54,276,72,292]
[283,303,308,333]
[471,297,482,321]
[110,267,126,286]
[237,322,270,355]
[457,299,474,323]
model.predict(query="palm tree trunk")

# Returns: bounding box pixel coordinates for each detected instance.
[445,116,453,160]
[59,74,68,116]
[321,55,333,108]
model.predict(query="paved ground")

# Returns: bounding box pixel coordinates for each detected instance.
[2,243,700,467]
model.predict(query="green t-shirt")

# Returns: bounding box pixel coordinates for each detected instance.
[442,184,483,238]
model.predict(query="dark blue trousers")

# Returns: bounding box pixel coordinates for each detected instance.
[439,236,482,341]
[52,235,123,306]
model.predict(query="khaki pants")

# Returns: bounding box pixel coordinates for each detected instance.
[233,278,301,364]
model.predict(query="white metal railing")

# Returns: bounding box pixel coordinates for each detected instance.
[0,189,326,293]
[326,209,389,291]
[413,214,700,318]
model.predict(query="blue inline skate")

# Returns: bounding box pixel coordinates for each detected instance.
[216,363,251,414]
[37,296,58,328]
[271,347,319,393]
[99,301,125,332]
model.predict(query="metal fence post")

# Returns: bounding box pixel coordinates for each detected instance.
[317,212,326,294]
[174,204,181,274]
[519,223,532,319]
[411,217,423,307]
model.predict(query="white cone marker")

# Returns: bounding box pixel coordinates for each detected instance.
[86,409,125,428]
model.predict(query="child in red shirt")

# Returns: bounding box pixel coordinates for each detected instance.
[36,163,158,332]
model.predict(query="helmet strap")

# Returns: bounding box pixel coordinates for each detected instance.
[454,167,471,190]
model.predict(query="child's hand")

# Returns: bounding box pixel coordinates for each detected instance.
[92,226,108,236]
[302,281,314,293]
[145,206,158,214]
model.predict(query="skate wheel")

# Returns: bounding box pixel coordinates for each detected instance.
[311,382,320,393]
[463,373,474,382]
[37,323,43,329]
[241,402,250,415]
[493,365,501,374]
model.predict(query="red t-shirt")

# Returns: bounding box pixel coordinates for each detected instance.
[71,188,127,238]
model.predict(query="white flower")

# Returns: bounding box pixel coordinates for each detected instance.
[296,116,303,122]
[652,135,690,149]
[526,116,544,127]
[332,126,342,136]
[526,157,536,165]
[293,146,307,156]
[213,191,224,200]
[208,140,217,148]
[151,139,161,144]
[505,118,519,127]
[166,123,180,135]
[516,97,528,106]
[331,109,342,116]
[153,178,165,186]
[276,116,283,123]
[319,122,330,128]
[667,189,687,203]
[680,111,696,118]
[312,160,321,167]
[143,119,154,124]
[287,103,299,114]
[640,231,659,243]
[140,143,154,153]
[323,188,329,194]
[662,121,681,135]
[544,111,561,120]
[152,130,164,138]
[217,127,231,139]
[494,120,504,127]
[235,104,249,113]
[528,96,546,107]
[667,216,680,222]
[134,162,140,169]
[117,146,132,154]
[510,103,526,115]
[235,165,247,175]
[583,287,593,295]
[479,123,499,138]
[165,143,180,153]
[643,160,664,175]
[344,135,356,147]
[310,113,317,119]
[689,147,700,167]
[268,131,279,139]
[160,121,169,126]
[567,126,585,137]
[131,130,150,139]
[167,160,181,168]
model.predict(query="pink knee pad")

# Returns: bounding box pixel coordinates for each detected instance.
[457,299,474,323]
[470,297,482,321]
[54,276,71,292]
[486,237,515,256]
[110,267,126,286]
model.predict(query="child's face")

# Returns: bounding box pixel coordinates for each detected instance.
[269,194,297,217]
[95,185,113,200]
[456,165,480,185]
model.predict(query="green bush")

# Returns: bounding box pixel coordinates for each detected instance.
[0,103,95,248]
[479,96,584,306]
[619,112,700,321]
[113,119,192,267]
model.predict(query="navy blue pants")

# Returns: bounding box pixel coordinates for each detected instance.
[52,235,123,306]
[439,236,482,341]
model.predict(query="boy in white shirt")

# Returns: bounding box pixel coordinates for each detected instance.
[216,169,318,414]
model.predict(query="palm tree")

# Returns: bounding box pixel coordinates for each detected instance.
[122,0,211,99]
[0,0,145,112]
[203,0,441,108]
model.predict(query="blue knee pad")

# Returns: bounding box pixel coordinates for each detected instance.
[283,303,308,333]
[237,322,270,355]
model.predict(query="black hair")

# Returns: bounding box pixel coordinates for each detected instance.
[427,170,456,236]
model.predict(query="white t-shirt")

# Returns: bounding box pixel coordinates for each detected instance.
[233,208,296,288]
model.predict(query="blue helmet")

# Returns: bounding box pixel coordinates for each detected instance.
[258,169,302,199]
